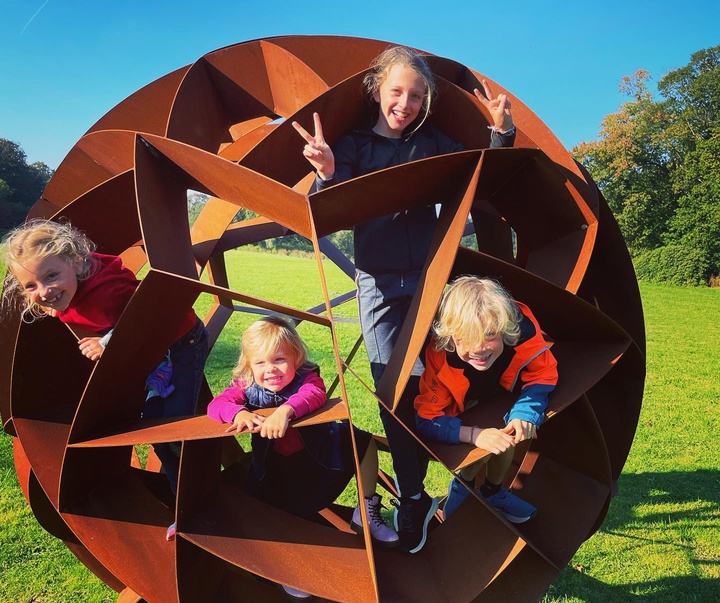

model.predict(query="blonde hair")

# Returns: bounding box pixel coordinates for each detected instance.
[1,219,97,321]
[233,315,313,384]
[363,45,437,134]
[433,276,521,353]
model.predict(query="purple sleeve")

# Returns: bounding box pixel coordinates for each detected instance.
[207,380,249,424]
[284,371,327,419]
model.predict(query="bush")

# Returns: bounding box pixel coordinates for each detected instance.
[634,245,711,286]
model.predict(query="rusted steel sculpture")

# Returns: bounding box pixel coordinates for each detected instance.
[0,36,645,602]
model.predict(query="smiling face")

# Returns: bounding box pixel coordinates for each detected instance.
[372,63,427,138]
[250,343,297,392]
[452,334,505,372]
[11,254,81,314]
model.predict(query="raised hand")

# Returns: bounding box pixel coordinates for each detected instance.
[473,79,514,132]
[292,112,335,181]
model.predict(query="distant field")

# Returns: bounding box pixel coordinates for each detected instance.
[1,250,718,602]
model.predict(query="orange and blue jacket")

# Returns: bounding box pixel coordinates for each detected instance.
[414,301,558,444]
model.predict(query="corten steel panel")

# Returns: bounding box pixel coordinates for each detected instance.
[38,131,139,211]
[0,36,644,602]
[43,170,143,256]
[0,308,20,434]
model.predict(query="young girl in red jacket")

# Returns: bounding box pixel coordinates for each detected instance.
[414,276,558,522]
[2,220,209,515]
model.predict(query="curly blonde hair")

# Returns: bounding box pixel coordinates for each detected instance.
[363,45,438,134]
[1,219,97,321]
[233,315,313,385]
[433,276,521,353]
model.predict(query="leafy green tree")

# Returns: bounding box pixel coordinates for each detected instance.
[328,230,354,260]
[662,46,720,279]
[573,70,676,252]
[667,135,720,278]
[573,45,720,284]
[659,46,720,146]
[187,191,209,226]
[0,179,10,203]
[0,139,54,232]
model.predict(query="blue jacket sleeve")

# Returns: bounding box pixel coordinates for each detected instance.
[489,127,516,149]
[504,383,554,426]
[415,412,463,444]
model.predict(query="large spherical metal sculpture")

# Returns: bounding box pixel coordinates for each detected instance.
[0,36,645,602]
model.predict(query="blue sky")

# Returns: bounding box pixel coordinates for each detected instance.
[2,0,718,169]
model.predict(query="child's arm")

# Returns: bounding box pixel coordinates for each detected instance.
[415,348,517,455]
[292,113,335,181]
[502,419,536,443]
[227,409,265,434]
[473,79,514,134]
[258,370,325,439]
[416,402,516,455]
[207,380,264,433]
[504,345,558,441]
[284,371,327,418]
[259,404,294,439]
[293,115,358,190]
[504,384,554,443]
[414,348,465,443]
[78,328,114,361]
[459,425,516,455]
[257,371,325,439]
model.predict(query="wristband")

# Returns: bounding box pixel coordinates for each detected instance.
[488,124,516,136]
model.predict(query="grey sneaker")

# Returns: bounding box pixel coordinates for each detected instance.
[351,494,399,547]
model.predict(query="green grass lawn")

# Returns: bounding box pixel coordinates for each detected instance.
[541,283,720,603]
[1,251,719,602]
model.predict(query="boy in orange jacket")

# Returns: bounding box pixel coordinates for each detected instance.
[414,276,558,521]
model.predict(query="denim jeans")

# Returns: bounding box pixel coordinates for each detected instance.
[143,316,209,492]
[356,269,429,498]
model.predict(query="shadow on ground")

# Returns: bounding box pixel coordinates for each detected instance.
[544,469,720,602]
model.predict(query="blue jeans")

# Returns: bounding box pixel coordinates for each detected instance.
[356,270,429,498]
[142,316,209,492]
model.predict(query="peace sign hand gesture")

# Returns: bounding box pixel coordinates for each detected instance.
[474,79,514,132]
[292,112,335,181]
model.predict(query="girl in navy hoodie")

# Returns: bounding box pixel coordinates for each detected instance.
[293,45,516,553]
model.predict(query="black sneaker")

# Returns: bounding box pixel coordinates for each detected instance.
[392,490,438,554]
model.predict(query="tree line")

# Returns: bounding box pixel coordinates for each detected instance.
[0,139,53,234]
[4,45,718,285]
[573,45,719,286]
